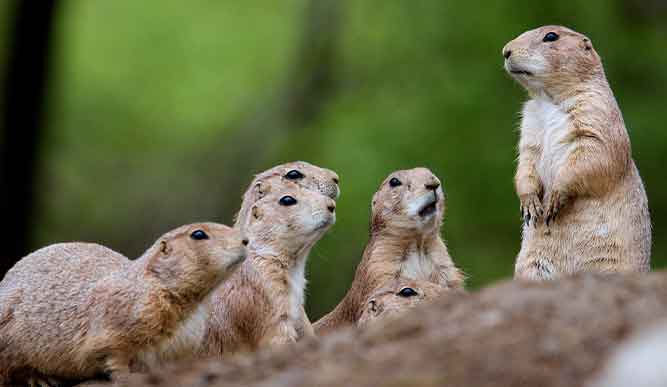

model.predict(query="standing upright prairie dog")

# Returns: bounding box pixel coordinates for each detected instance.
[357,280,448,327]
[202,186,336,354]
[503,25,651,279]
[314,167,464,335]
[0,223,247,385]
[234,161,340,229]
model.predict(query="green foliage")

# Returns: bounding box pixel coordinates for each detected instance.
[21,1,667,319]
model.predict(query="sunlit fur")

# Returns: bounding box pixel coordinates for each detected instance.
[202,186,336,354]
[0,223,246,385]
[503,25,651,279]
[357,280,447,327]
[314,167,464,335]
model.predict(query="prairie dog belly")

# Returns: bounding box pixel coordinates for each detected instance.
[520,194,624,272]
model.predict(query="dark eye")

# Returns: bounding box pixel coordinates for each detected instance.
[543,32,559,42]
[279,195,298,206]
[190,230,209,240]
[389,177,402,187]
[398,287,418,298]
[285,170,304,180]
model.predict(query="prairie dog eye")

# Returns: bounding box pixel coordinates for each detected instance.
[190,230,209,240]
[389,177,402,187]
[279,195,298,206]
[285,170,304,180]
[543,32,559,42]
[397,287,418,297]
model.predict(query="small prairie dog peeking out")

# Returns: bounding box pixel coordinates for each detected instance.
[503,25,650,279]
[203,186,336,354]
[0,223,247,385]
[314,167,464,335]
[357,280,447,327]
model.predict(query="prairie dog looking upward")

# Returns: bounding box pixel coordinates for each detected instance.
[314,167,464,335]
[226,161,340,340]
[0,223,246,385]
[203,186,336,354]
[503,25,651,279]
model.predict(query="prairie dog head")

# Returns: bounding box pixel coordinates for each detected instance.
[236,161,340,228]
[371,167,445,235]
[502,25,603,97]
[358,280,445,327]
[242,187,336,257]
[146,223,248,299]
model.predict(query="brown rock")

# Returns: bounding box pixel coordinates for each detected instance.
[125,272,667,387]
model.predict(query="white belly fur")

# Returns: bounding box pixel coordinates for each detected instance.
[522,98,572,190]
[401,247,436,281]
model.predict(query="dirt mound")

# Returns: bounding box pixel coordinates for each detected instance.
[126,272,667,387]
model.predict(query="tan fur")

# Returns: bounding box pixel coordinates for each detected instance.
[314,167,464,334]
[503,25,651,279]
[234,161,340,231]
[202,186,336,355]
[357,280,446,327]
[0,223,246,385]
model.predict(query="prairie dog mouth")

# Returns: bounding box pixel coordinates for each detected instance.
[505,62,533,76]
[312,211,336,231]
[418,194,438,218]
[510,69,533,76]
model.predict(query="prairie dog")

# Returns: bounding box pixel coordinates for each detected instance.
[503,25,651,279]
[314,167,464,335]
[234,161,340,230]
[232,161,340,337]
[357,280,447,327]
[203,186,336,354]
[0,223,247,385]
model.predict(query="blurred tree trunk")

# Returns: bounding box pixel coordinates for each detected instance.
[0,1,59,277]
[213,0,342,221]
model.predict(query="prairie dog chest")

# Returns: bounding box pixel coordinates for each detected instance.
[401,247,436,281]
[521,98,573,188]
[135,299,209,368]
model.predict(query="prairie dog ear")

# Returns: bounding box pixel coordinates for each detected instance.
[252,181,271,200]
[160,240,172,256]
[251,205,263,221]
[582,37,593,51]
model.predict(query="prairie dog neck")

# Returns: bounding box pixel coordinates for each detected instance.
[249,243,311,322]
[366,229,447,284]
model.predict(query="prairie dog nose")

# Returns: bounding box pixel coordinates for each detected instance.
[425,181,440,191]
[327,203,336,213]
[242,238,249,246]
[503,48,512,59]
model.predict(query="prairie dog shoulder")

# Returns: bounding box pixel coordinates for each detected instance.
[0,223,246,384]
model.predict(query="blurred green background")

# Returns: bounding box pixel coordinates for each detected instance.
[1,0,665,319]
